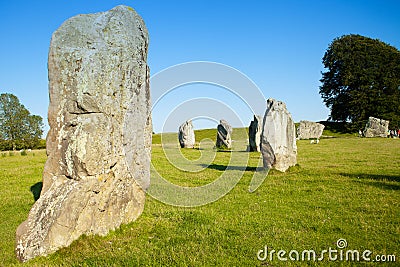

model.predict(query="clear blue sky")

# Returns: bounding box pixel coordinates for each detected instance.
[1,1,399,134]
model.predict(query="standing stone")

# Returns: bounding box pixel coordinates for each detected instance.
[216,119,232,149]
[15,6,151,262]
[178,120,195,148]
[297,120,325,140]
[248,115,262,152]
[261,98,297,172]
[363,117,389,138]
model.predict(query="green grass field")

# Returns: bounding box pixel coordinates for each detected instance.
[1,129,399,266]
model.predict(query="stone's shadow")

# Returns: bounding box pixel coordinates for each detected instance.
[340,173,400,182]
[199,163,260,172]
[30,182,43,201]
[341,173,400,190]
[372,182,400,191]
[214,150,232,153]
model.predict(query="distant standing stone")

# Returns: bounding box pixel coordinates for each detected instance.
[261,98,297,172]
[297,120,325,140]
[363,117,389,138]
[216,119,232,149]
[179,120,195,148]
[248,115,262,152]
[15,6,151,262]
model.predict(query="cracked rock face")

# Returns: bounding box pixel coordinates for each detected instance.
[297,121,325,140]
[363,117,389,138]
[216,119,232,149]
[248,115,262,152]
[178,120,195,148]
[15,5,151,262]
[261,99,297,172]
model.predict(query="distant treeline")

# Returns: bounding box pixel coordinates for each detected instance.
[0,139,46,151]
[0,93,45,151]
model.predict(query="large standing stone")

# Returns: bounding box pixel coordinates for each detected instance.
[261,98,297,172]
[363,117,389,138]
[15,6,151,262]
[248,115,262,152]
[297,120,325,140]
[178,120,195,148]
[216,119,232,149]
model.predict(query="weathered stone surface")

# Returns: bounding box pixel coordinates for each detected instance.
[16,5,151,262]
[216,119,232,149]
[261,98,297,172]
[178,120,195,148]
[363,117,389,138]
[297,120,325,140]
[248,115,262,152]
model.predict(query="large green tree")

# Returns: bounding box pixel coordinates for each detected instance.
[0,93,44,150]
[320,34,400,129]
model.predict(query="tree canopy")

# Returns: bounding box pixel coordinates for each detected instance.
[319,34,400,129]
[0,93,44,150]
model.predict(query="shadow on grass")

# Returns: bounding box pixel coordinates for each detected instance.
[199,163,260,172]
[199,163,301,174]
[30,182,43,201]
[341,173,400,190]
[340,173,400,182]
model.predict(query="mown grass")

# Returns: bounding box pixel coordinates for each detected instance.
[1,130,399,266]
[0,150,47,266]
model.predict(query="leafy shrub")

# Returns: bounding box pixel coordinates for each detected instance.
[0,139,13,151]
[34,139,46,149]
